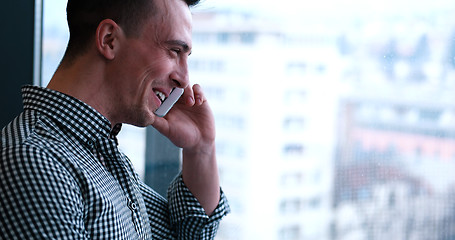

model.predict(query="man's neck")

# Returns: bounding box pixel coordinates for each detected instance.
[47,55,116,126]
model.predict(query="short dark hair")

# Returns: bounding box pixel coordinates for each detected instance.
[63,0,200,63]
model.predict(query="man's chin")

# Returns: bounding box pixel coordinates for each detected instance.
[125,111,156,128]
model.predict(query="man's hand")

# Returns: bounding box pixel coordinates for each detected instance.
[151,84,220,215]
[152,84,215,151]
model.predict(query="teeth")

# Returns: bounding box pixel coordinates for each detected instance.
[154,90,166,102]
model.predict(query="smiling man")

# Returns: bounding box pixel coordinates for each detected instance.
[0,0,229,239]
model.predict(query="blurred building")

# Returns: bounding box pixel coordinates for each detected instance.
[335,86,455,239]
[190,10,339,240]
[333,5,455,238]
[190,3,455,240]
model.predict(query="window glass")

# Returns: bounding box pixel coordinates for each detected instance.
[41,0,455,239]
[41,0,67,87]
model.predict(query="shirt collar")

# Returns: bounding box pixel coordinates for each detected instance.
[22,85,121,146]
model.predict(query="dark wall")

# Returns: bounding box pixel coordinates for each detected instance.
[0,1,36,128]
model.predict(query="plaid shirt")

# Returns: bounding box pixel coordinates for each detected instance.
[0,86,229,239]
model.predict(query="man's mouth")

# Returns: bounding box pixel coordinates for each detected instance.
[154,90,166,103]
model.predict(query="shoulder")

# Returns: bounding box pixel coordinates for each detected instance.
[0,119,86,238]
[0,110,79,181]
[1,112,64,171]
[1,111,83,194]
[2,110,68,154]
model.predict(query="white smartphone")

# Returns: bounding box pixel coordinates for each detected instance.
[154,88,184,117]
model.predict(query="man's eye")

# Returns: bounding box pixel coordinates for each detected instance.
[171,48,181,54]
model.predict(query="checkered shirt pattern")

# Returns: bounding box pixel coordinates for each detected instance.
[0,86,230,239]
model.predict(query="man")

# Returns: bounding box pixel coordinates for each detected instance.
[0,0,229,239]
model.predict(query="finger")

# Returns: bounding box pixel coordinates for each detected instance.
[180,84,195,106]
[151,113,170,135]
[193,84,206,106]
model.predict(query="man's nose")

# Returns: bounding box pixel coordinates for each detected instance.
[171,61,190,88]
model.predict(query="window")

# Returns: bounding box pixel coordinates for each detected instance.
[286,62,308,75]
[41,0,455,239]
[284,90,307,105]
[283,117,305,131]
[217,32,230,44]
[281,172,303,187]
[280,199,302,214]
[240,32,256,44]
[279,226,301,240]
[189,59,225,72]
[283,144,305,157]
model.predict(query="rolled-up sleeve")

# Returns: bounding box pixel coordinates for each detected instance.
[167,174,230,240]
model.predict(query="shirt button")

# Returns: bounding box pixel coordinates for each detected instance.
[131,202,137,210]
[87,140,95,148]
[128,199,137,211]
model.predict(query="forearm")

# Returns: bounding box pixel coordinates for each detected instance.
[182,142,220,215]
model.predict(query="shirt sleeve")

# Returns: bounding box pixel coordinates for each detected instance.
[167,174,230,240]
[0,145,88,239]
[139,173,230,240]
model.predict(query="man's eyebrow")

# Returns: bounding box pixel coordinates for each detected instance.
[166,40,191,53]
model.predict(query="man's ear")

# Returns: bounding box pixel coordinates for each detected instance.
[95,19,122,60]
